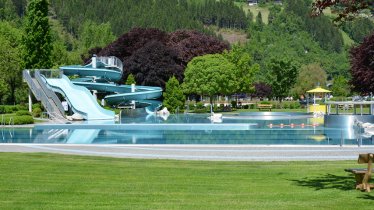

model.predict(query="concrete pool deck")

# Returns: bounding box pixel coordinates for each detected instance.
[0,144,373,161]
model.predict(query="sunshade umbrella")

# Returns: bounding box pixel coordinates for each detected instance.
[306,87,331,104]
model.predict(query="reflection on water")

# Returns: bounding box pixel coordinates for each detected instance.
[1,113,373,145]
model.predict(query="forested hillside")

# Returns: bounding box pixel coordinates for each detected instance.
[0,0,373,105]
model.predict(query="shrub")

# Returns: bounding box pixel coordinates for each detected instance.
[289,103,294,109]
[32,107,42,117]
[231,101,237,108]
[260,101,270,104]
[194,102,207,113]
[250,104,255,109]
[16,110,32,116]
[283,103,289,109]
[13,115,34,125]
[4,115,34,125]
[243,104,249,109]
[32,103,43,110]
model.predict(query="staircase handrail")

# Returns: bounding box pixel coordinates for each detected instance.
[22,70,41,101]
[35,70,65,116]
[97,56,123,73]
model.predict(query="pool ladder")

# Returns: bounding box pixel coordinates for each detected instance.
[1,115,14,142]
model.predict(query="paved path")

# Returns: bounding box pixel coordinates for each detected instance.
[1,144,373,161]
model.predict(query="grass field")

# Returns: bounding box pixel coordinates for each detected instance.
[235,2,270,24]
[0,153,373,209]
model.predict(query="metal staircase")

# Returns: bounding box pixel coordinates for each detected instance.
[23,70,66,122]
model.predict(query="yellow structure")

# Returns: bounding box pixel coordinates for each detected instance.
[306,87,331,114]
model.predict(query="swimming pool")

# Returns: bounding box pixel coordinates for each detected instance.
[1,112,372,145]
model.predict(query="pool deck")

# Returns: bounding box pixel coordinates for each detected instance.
[0,144,373,161]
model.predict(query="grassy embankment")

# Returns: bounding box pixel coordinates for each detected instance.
[0,153,372,209]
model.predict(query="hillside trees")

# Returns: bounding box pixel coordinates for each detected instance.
[23,0,52,69]
[312,0,374,22]
[285,0,344,52]
[350,32,374,94]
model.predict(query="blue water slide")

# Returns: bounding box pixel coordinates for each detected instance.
[72,82,162,106]
[44,75,115,120]
[60,56,162,108]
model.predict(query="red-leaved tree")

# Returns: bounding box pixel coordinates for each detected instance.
[350,32,374,93]
[312,0,373,22]
[88,28,229,88]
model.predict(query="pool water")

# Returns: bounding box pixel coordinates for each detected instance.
[0,112,372,145]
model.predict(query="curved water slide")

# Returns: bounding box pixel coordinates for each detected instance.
[44,75,115,120]
[33,56,162,120]
[60,56,162,108]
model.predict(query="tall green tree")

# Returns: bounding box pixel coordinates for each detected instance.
[0,36,22,104]
[291,63,327,98]
[331,75,350,97]
[224,45,259,95]
[267,58,298,102]
[183,54,237,104]
[163,76,185,113]
[23,0,52,69]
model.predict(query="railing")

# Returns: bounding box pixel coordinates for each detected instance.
[23,70,65,121]
[35,71,65,116]
[38,69,62,78]
[97,56,123,73]
[23,70,41,101]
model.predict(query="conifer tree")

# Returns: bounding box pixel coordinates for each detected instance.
[163,76,185,113]
[125,74,136,85]
[23,0,52,69]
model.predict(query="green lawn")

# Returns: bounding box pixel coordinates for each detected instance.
[0,153,373,209]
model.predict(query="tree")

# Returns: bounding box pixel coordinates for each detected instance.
[291,63,327,98]
[267,58,298,102]
[125,74,136,85]
[124,40,184,88]
[350,32,374,94]
[0,36,22,104]
[79,20,116,52]
[224,45,259,95]
[0,21,23,104]
[183,54,237,104]
[256,11,264,31]
[94,28,229,87]
[312,0,373,22]
[23,0,52,69]
[251,83,272,99]
[163,76,185,113]
[331,75,350,97]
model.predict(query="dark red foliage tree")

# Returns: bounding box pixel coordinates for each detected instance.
[312,0,373,22]
[90,28,228,88]
[167,30,229,65]
[124,41,183,87]
[251,83,272,99]
[98,28,169,60]
[350,32,374,93]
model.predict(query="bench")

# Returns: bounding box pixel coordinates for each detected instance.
[345,153,374,192]
[257,104,272,111]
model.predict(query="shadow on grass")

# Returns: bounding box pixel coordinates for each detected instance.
[359,194,374,200]
[291,173,353,191]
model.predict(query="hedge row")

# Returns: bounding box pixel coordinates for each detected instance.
[3,115,34,125]
[0,105,28,114]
